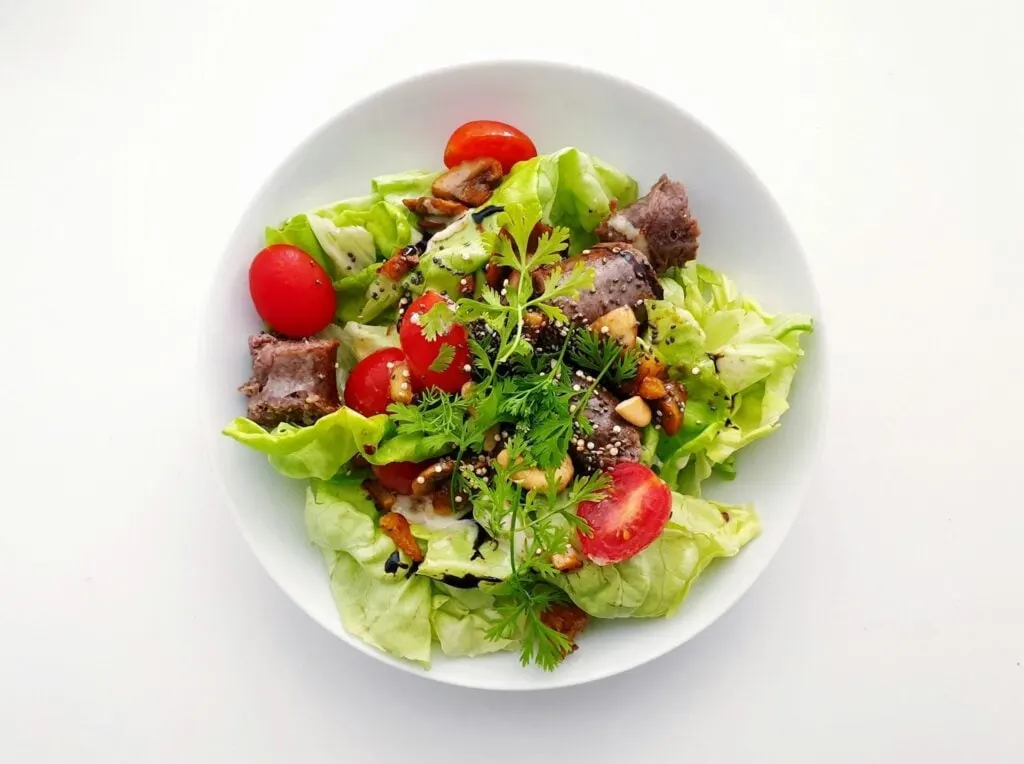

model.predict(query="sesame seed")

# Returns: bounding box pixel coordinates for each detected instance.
[600,326,610,334]
[416,476,426,484]
[691,366,700,375]
[462,253,471,260]
[612,425,621,434]
[455,495,464,503]
[586,442,595,450]
[402,369,410,378]
[572,384,581,392]
[569,405,577,413]
[609,447,619,456]
[434,465,443,473]
[463,364,471,372]
[386,362,395,369]
[410,313,421,325]
[400,382,409,390]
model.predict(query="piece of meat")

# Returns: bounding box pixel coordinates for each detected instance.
[570,386,643,474]
[595,175,701,272]
[379,244,421,281]
[541,602,588,653]
[363,479,397,513]
[402,196,468,218]
[379,512,424,562]
[431,157,503,207]
[530,243,663,328]
[239,334,340,428]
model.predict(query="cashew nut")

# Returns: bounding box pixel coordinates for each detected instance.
[495,450,575,493]
[590,306,638,348]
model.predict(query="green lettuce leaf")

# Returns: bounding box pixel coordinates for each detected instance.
[307,212,377,277]
[332,264,380,323]
[222,408,386,480]
[306,479,432,664]
[413,520,511,584]
[372,169,440,206]
[430,585,516,657]
[264,215,330,273]
[415,214,491,296]
[556,493,760,618]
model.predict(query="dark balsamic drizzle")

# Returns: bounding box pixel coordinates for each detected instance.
[384,550,423,580]
[438,573,503,589]
[470,205,504,225]
[470,522,496,561]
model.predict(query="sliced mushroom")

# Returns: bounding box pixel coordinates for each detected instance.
[379,512,424,562]
[431,488,453,515]
[411,457,456,497]
[432,158,503,207]
[402,196,468,218]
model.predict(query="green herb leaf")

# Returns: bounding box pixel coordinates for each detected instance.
[428,343,456,373]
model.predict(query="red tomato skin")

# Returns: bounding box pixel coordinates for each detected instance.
[343,347,411,417]
[372,461,431,495]
[576,463,672,565]
[399,292,472,393]
[248,244,335,338]
[443,120,538,174]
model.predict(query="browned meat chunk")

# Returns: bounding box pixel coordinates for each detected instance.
[403,197,469,232]
[239,334,340,428]
[541,602,588,653]
[431,158,503,207]
[379,512,424,562]
[596,175,701,272]
[402,196,468,218]
[571,387,642,474]
[379,245,421,281]
[530,243,662,327]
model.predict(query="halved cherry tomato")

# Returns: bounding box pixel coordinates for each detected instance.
[344,347,415,417]
[399,292,472,393]
[576,463,672,565]
[443,120,537,175]
[372,460,431,495]
[249,244,335,338]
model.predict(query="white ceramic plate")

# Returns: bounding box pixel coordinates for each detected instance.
[200,61,827,690]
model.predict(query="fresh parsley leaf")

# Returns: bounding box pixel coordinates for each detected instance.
[428,343,456,373]
[568,326,641,386]
[418,300,455,341]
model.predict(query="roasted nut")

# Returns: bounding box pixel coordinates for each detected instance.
[495,451,575,493]
[654,396,683,435]
[482,425,501,453]
[411,457,455,497]
[590,306,638,347]
[379,512,424,562]
[636,355,666,380]
[540,602,588,654]
[614,396,652,427]
[362,479,396,512]
[460,380,475,398]
[551,547,583,572]
[637,376,668,400]
[388,360,414,404]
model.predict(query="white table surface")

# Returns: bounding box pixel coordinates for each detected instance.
[3,0,1023,761]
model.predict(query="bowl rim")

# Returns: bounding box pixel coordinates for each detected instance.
[197,57,830,691]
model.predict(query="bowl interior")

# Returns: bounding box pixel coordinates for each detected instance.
[201,61,826,690]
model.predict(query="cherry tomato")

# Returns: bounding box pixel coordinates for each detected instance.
[399,292,472,393]
[443,120,537,175]
[576,463,672,565]
[344,347,414,417]
[372,461,431,495]
[248,244,335,338]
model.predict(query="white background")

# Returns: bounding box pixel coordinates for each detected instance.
[2,0,1022,761]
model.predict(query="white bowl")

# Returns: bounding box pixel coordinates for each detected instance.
[200,61,827,690]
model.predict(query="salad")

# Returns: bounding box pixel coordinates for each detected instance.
[224,120,813,670]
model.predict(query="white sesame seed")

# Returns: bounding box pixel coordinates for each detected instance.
[410,313,421,325]
[691,366,700,375]
[416,476,426,484]
[386,362,395,369]
[600,326,610,334]
[402,369,410,377]
[463,364,471,372]
[572,384,581,392]
[400,382,409,390]
[455,495,464,503]
[434,465,443,473]
[609,447,619,456]
[586,442,595,450]
[500,288,507,296]
[612,425,621,434]
[462,253,471,260]
[569,405,577,413]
